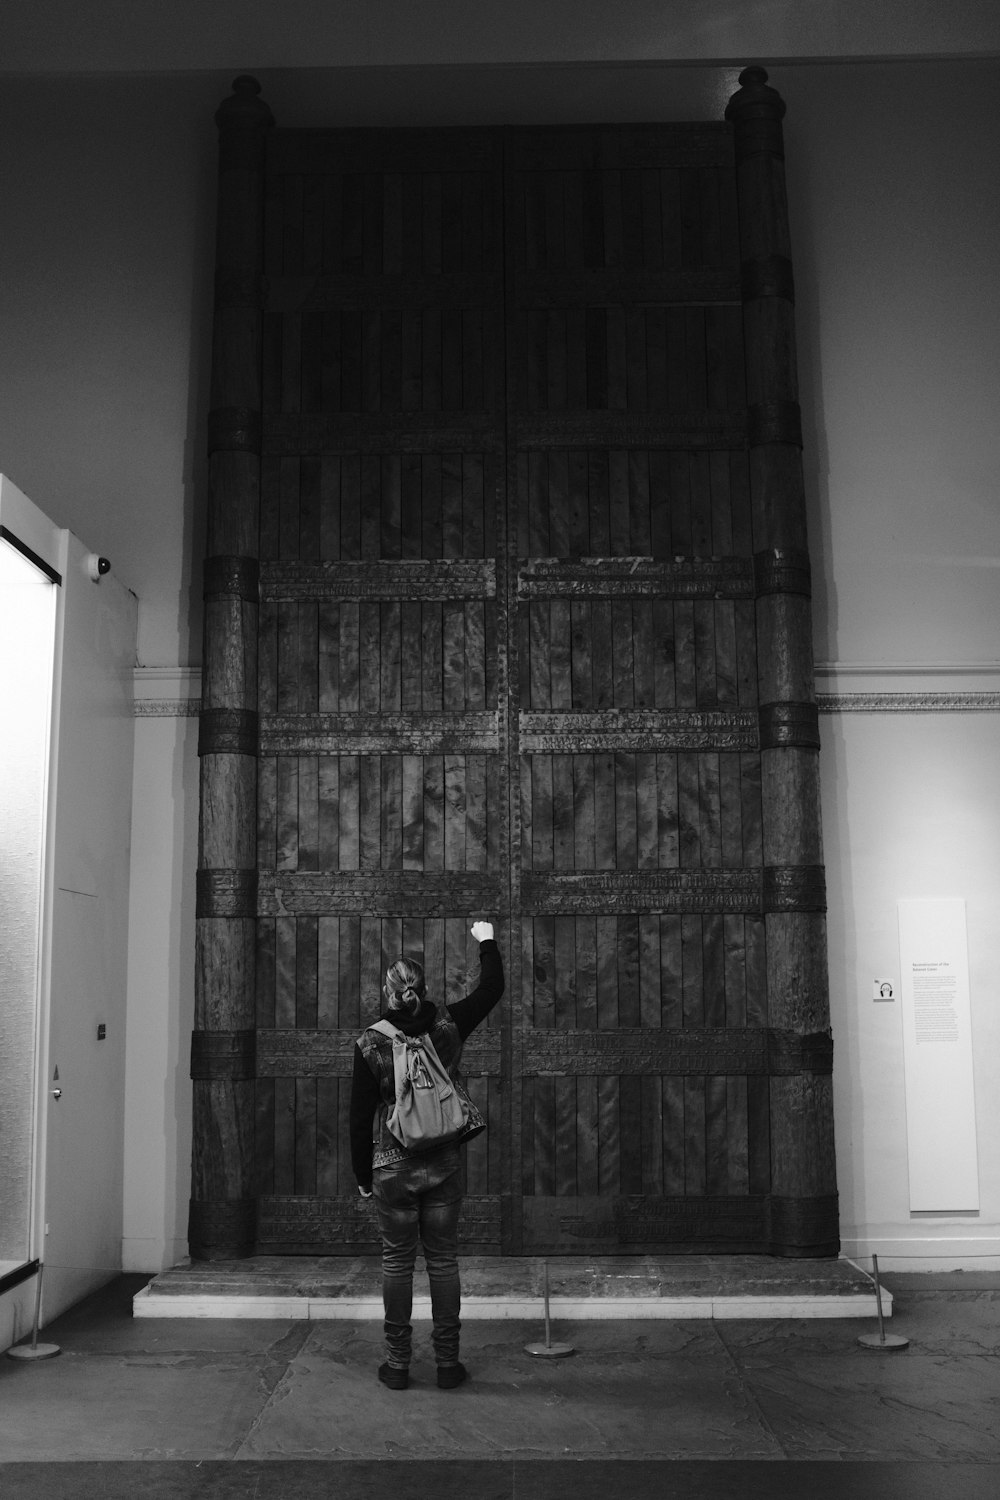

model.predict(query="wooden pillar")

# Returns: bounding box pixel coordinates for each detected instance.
[726,68,838,1255]
[188,77,273,1260]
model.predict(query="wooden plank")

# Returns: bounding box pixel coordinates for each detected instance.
[466,752,488,871]
[317,916,340,1027]
[638,747,659,870]
[694,599,717,707]
[298,756,319,872]
[256,917,276,1028]
[295,1076,317,1194]
[573,752,596,872]
[684,1077,706,1196]
[337,1076,354,1194]
[619,1075,643,1194]
[443,601,466,712]
[617,914,640,1027]
[681,914,703,1027]
[727,1075,749,1195]
[272,1079,293,1195]
[360,455,381,557]
[380,452,402,555]
[576,1074,599,1196]
[740,752,763,867]
[701,913,726,1028]
[698,753,723,868]
[567,450,589,554]
[441,453,462,556]
[569,601,591,711]
[360,915,383,1023]
[546,311,568,414]
[677,751,700,869]
[660,915,683,1028]
[747,1074,771,1195]
[316,1076,339,1196]
[719,753,744,869]
[531,754,554,871]
[276,757,299,870]
[639,914,661,1027]
[594,752,616,870]
[587,450,611,553]
[714,600,738,706]
[444,754,467,871]
[422,453,443,559]
[596,915,618,1029]
[674,600,696,709]
[575,915,598,1033]
[551,753,574,872]
[465,600,487,711]
[340,454,362,560]
[381,755,403,870]
[611,599,634,708]
[597,1076,620,1195]
[257,755,277,875]
[705,1075,728,1197]
[723,914,747,1029]
[275,916,297,1029]
[256,1080,275,1194]
[662,1076,684,1194]
[422,307,443,411]
[422,601,444,711]
[745,915,768,1028]
[423,755,445,871]
[640,1075,664,1194]
[356,757,380,873]
[318,602,339,710]
[649,450,671,558]
[554,1076,577,1197]
[615,751,638,869]
[521,1074,536,1197]
[608,449,631,558]
[400,600,422,713]
[534,1075,555,1196]
[358,600,380,713]
[338,756,361,876]
[553,913,577,1028]
[378,600,401,714]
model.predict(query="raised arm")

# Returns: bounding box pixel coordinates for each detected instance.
[446,922,504,1041]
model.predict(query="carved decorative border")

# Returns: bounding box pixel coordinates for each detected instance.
[260,710,500,754]
[261,559,496,601]
[818,692,1000,714]
[257,870,501,917]
[520,708,759,752]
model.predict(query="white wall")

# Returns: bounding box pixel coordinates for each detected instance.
[1,57,997,1272]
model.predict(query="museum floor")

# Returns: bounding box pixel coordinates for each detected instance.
[2,1269,999,1499]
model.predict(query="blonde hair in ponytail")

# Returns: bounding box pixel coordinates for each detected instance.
[383,956,425,1016]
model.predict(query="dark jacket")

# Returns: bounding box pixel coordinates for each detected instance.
[350,939,504,1190]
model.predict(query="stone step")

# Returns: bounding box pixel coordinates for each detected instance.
[134,1254,887,1321]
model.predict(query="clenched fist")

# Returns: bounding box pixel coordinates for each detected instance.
[470,920,494,942]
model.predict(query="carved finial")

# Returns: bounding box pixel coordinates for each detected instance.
[725,65,786,123]
[215,74,274,132]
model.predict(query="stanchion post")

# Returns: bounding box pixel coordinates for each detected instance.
[7,1263,61,1362]
[524,1259,575,1359]
[857,1253,909,1351]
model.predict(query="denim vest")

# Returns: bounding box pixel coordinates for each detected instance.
[358,1014,469,1170]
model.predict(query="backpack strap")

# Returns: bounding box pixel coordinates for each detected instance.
[368,1018,405,1042]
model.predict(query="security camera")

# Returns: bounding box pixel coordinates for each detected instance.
[86,554,111,582]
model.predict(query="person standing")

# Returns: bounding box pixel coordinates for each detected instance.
[351,920,504,1390]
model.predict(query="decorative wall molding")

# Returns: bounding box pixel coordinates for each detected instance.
[133,667,201,717]
[816,662,1000,714]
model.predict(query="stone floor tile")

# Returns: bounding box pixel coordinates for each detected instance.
[237,1327,779,1460]
[743,1353,1000,1460]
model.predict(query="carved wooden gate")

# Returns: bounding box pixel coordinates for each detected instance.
[191,70,839,1259]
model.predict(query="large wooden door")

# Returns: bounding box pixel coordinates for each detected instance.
[506,129,772,1252]
[191,72,838,1259]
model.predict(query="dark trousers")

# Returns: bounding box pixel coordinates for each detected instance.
[372,1144,463,1369]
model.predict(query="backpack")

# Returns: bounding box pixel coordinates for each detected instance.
[368,1019,470,1152]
